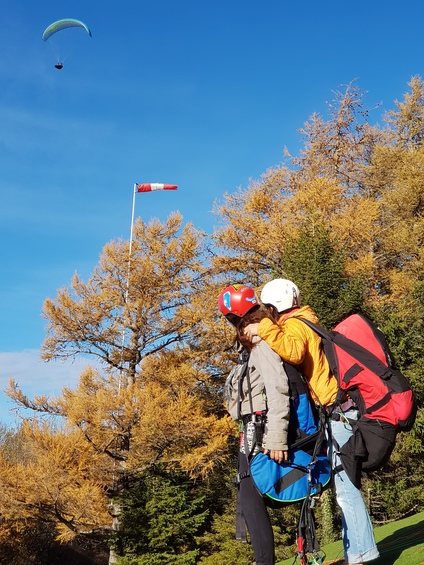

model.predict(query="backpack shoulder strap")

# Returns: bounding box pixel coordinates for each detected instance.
[236,347,250,421]
[298,317,332,341]
[298,317,393,380]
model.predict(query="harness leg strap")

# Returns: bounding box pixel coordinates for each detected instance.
[235,489,247,543]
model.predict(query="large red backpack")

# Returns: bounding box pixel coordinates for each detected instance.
[300,314,417,487]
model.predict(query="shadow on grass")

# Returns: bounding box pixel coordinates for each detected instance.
[371,519,424,565]
[322,518,424,565]
[278,514,424,565]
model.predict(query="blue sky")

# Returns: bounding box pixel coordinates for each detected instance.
[1,0,423,425]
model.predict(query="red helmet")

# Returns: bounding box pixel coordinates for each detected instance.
[218,284,259,317]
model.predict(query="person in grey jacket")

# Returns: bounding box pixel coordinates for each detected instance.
[218,284,291,565]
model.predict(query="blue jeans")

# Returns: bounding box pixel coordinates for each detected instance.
[328,409,380,564]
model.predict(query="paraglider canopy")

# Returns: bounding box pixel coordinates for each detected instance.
[42,19,92,42]
[42,18,92,69]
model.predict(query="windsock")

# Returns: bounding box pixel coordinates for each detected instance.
[137,183,178,192]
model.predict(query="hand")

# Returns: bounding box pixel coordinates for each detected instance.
[244,323,260,339]
[264,449,289,464]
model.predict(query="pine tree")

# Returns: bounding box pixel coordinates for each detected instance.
[279,219,365,327]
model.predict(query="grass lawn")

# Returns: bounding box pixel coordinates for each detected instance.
[276,510,424,565]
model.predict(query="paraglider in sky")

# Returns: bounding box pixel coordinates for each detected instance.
[42,18,92,70]
[42,18,92,42]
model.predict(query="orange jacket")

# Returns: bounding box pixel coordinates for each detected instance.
[257,305,338,407]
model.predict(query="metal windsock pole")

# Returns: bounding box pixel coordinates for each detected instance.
[119,182,179,384]
[114,181,178,493]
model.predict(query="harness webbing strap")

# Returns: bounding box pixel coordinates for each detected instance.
[245,359,255,416]
[234,346,254,545]
[235,490,247,543]
[274,465,307,492]
[364,391,392,414]
[236,349,249,421]
[232,470,250,486]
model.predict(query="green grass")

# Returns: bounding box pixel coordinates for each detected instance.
[276,511,424,565]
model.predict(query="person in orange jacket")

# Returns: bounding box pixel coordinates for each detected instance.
[244,279,379,565]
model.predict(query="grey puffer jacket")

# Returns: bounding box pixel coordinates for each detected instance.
[225,338,290,451]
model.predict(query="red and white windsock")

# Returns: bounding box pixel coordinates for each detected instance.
[137,183,178,192]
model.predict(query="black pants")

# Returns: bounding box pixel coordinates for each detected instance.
[238,452,275,565]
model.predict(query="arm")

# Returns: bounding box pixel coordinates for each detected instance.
[250,340,291,462]
[246,318,308,365]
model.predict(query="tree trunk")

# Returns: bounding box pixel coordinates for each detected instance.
[108,498,123,565]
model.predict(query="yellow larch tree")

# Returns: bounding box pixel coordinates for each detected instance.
[3,212,234,564]
[365,76,424,304]
[211,79,424,312]
[212,82,387,301]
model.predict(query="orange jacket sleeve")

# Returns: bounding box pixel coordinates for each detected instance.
[257,317,308,365]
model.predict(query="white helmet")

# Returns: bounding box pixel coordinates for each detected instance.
[260,279,301,313]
